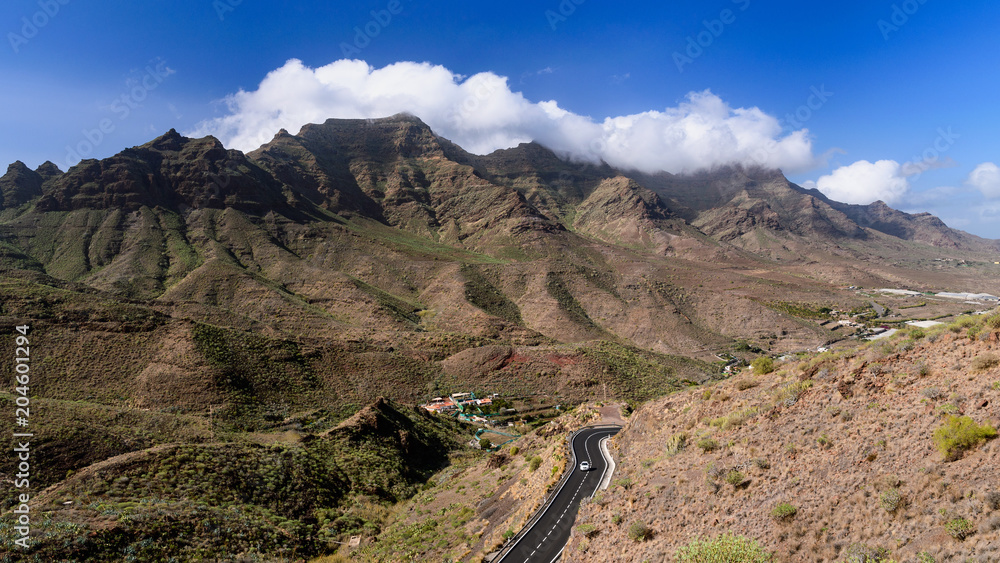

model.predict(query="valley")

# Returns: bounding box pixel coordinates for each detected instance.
[0,115,998,561]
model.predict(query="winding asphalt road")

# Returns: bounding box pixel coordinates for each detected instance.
[497,426,620,563]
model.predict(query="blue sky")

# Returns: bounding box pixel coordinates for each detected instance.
[2,0,999,236]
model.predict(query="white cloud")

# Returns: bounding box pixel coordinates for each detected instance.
[966,162,1000,199]
[805,160,910,205]
[189,59,819,175]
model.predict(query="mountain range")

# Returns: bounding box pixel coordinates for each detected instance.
[2,114,999,400]
[3,113,1000,560]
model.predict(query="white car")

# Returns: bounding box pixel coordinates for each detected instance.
[579,461,590,471]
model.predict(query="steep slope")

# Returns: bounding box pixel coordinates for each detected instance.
[36,129,295,214]
[568,313,1000,562]
[0,117,995,368]
[632,165,1000,260]
[250,115,565,249]
[2,115,1000,561]
[829,199,1000,252]
[572,176,682,252]
[7,397,468,561]
[0,161,46,209]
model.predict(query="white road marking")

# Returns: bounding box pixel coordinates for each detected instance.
[499,429,619,563]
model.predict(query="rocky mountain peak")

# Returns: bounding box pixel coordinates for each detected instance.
[35,160,64,180]
[147,128,188,152]
[6,160,32,174]
[0,160,44,208]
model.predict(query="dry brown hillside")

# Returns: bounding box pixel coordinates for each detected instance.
[567,312,1000,563]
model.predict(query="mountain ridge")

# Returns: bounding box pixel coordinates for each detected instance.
[6,115,994,256]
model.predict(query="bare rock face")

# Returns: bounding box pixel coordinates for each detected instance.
[695,199,784,241]
[0,161,45,208]
[36,130,290,214]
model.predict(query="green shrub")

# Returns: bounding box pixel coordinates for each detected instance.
[935,403,959,415]
[879,488,902,513]
[576,523,598,538]
[916,552,935,563]
[674,532,772,562]
[614,477,633,490]
[735,378,758,391]
[933,416,998,460]
[709,408,758,431]
[951,316,976,331]
[772,380,812,405]
[724,470,745,487]
[479,438,492,449]
[666,432,688,456]
[627,521,652,542]
[528,456,543,471]
[751,357,775,375]
[770,502,797,521]
[697,438,719,452]
[509,446,519,456]
[945,517,974,540]
[986,314,1000,331]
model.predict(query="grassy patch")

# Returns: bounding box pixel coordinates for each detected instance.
[933,415,997,461]
[545,271,598,330]
[460,263,522,325]
[770,503,797,521]
[675,533,772,562]
[762,300,833,320]
[751,357,775,375]
[579,341,713,402]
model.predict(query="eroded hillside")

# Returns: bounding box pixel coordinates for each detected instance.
[567,312,1000,563]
